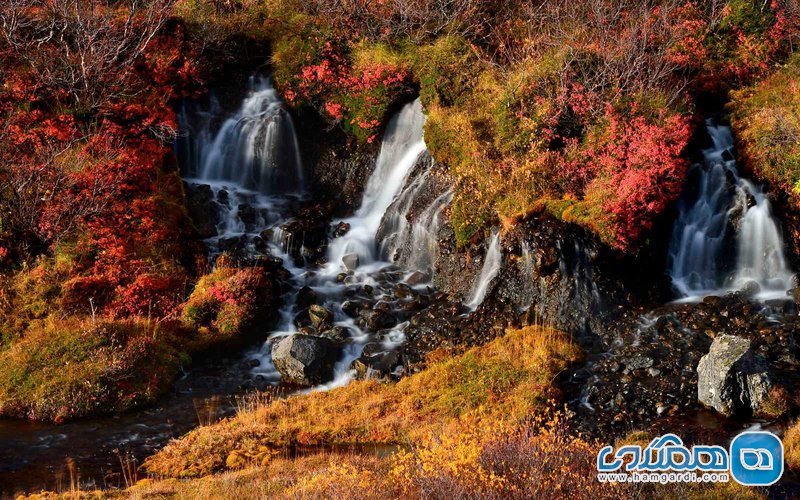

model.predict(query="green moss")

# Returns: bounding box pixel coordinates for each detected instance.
[414,35,480,108]
[0,318,185,421]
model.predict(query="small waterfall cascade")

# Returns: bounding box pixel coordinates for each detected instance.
[188,76,304,194]
[466,230,503,310]
[325,99,427,272]
[668,120,794,300]
[379,153,454,274]
[176,77,305,254]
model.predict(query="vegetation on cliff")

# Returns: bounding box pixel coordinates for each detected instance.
[0,1,280,420]
[175,0,800,250]
[731,52,800,206]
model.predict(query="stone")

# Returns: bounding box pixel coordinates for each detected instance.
[308,304,334,329]
[184,183,220,239]
[296,286,318,309]
[317,326,352,342]
[405,271,429,286]
[697,334,772,416]
[237,203,259,229]
[351,343,402,381]
[394,283,414,299]
[358,309,396,331]
[624,355,654,371]
[739,280,761,297]
[341,300,362,318]
[271,334,339,385]
[333,221,351,237]
[342,253,360,270]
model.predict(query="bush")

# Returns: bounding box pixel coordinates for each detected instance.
[181,258,281,346]
[730,53,800,205]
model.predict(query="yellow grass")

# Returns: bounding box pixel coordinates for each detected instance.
[143,325,583,478]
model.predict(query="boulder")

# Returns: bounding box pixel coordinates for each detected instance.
[318,326,353,342]
[352,343,402,381]
[271,334,340,385]
[342,253,360,270]
[237,203,259,230]
[405,271,429,286]
[308,304,334,329]
[341,300,362,318]
[697,334,772,416]
[296,286,318,309]
[358,309,396,331]
[184,183,220,238]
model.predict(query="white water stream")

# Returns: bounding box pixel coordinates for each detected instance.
[668,120,794,301]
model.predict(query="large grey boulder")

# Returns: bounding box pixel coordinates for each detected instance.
[697,334,772,416]
[271,334,340,385]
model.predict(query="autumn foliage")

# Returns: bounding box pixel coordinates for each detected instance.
[0,2,205,320]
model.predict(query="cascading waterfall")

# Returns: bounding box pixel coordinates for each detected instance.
[379,153,454,274]
[466,230,503,310]
[668,120,794,300]
[325,99,427,272]
[193,76,304,194]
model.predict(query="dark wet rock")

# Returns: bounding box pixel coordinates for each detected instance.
[342,253,360,270]
[394,283,414,299]
[308,304,334,330]
[277,203,331,262]
[184,183,220,239]
[217,189,229,206]
[739,280,761,297]
[237,203,259,230]
[317,326,353,342]
[405,271,429,286]
[218,235,246,254]
[310,139,379,213]
[296,286,318,309]
[336,273,348,283]
[246,358,260,368]
[624,356,654,371]
[333,221,351,237]
[341,300,362,318]
[359,309,396,331]
[252,236,269,254]
[259,228,274,242]
[697,334,772,416]
[352,342,403,381]
[271,334,339,385]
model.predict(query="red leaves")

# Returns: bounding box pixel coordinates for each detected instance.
[579,104,692,250]
[0,20,204,319]
[279,36,412,142]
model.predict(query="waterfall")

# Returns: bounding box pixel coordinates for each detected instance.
[466,230,502,310]
[379,153,454,274]
[192,76,304,194]
[668,120,794,300]
[325,99,427,270]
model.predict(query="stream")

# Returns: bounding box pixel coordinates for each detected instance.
[0,77,498,495]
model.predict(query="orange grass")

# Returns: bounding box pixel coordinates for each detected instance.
[143,325,583,477]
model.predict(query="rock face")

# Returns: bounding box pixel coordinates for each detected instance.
[271,334,340,385]
[697,334,772,416]
[184,183,220,238]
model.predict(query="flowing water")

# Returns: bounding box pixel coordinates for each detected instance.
[0,81,486,495]
[466,230,503,310]
[668,120,794,301]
